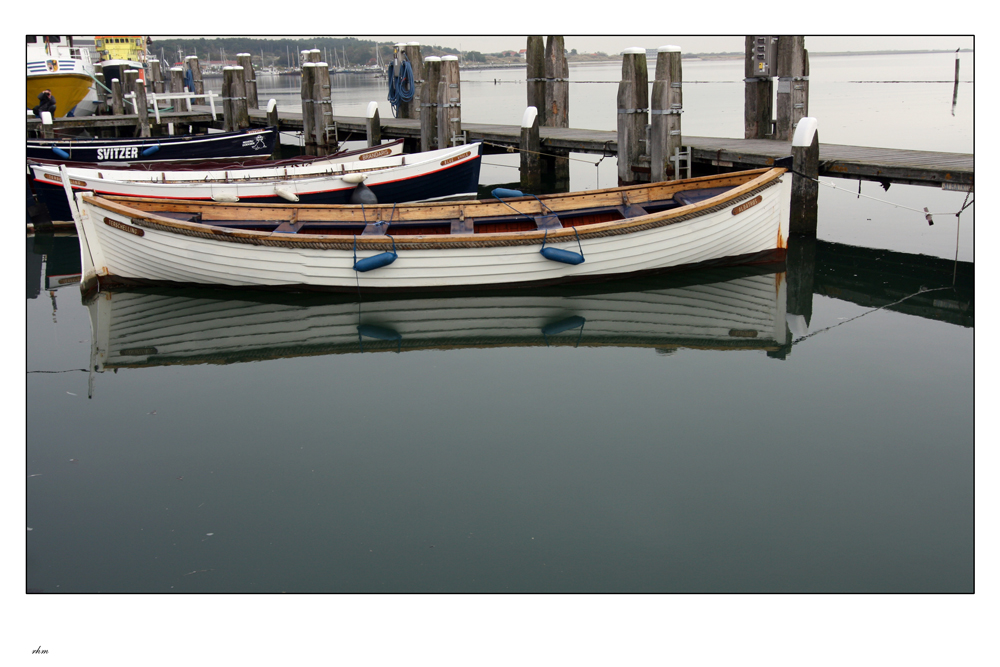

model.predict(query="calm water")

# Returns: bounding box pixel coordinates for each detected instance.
[26,53,974,599]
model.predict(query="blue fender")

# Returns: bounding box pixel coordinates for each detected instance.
[141,144,160,156]
[540,246,585,265]
[51,146,70,159]
[353,251,397,272]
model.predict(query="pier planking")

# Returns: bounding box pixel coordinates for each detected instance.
[27,106,972,189]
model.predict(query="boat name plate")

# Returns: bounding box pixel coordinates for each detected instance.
[104,217,144,237]
[359,148,393,160]
[732,195,762,215]
[44,172,87,188]
[440,151,471,166]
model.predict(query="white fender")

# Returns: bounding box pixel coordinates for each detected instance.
[343,173,367,184]
[274,186,299,202]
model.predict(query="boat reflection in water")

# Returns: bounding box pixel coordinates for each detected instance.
[85,265,789,386]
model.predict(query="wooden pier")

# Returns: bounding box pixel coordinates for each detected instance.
[26,36,972,242]
[212,105,975,189]
[28,106,970,191]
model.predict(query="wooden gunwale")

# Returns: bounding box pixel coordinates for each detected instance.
[83,168,784,250]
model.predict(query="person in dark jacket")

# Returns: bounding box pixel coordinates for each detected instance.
[33,89,56,118]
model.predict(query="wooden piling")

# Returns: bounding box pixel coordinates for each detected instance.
[520,106,542,192]
[266,99,281,158]
[185,56,204,95]
[149,59,165,95]
[170,67,184,93]
[398,43,423,120]
[237,53,258,109]
[790,117,819,236]
[366,101,382,147]
[222,66,249,132]
[420,56,441,153]
[312,63,334,154]
[437,56,462,149]
[617,47,648,185]
[300,62,315,154]
[744,36,775,139]
[111,78,124,121]
[133,76,151,138]
[93,66,108,113]
[543,36,569,128]
[40,111,54,138]
[650,45,683,182]
[526,37,546,125]
[776,36,808,141]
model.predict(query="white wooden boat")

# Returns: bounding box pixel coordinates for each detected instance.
[83,266,788,390]
[28,140,406,220]
[65,166,790,292]
[41,142,481,206]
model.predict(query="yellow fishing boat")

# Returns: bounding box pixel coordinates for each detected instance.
[26,36,95,118]
[94,35,148,84]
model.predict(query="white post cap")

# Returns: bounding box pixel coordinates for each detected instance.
[622,47,646,55]
[41,111,52,124]
[367,101,379,118]
[792,117,818,147]
[658,45,682,53]
[424,56,441,62]
[521,106,538,128]
[441,55,459,61]
[267,99,277,113]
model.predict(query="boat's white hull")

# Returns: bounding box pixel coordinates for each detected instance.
[37,143,478,203]
[73,174,789,291]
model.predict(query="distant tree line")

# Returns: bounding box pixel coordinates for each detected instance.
[148,36,461,68]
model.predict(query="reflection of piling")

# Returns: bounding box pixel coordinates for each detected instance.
[785,236,816,328]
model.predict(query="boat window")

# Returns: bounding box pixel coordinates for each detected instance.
[27,36,38,43]
[45,36,62,44]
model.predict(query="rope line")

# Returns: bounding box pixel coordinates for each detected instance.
[480,140,601,166]
[787,167,974,217]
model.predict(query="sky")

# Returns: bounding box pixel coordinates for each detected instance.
[322,35,975,55]
[154,35,975,56]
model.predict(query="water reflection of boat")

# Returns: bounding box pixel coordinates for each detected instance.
[85,266,788,379]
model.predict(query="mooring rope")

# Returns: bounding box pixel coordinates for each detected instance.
[785,167,974,219]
